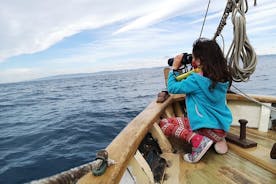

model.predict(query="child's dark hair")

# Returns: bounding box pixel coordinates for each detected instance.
[192,38,232,90]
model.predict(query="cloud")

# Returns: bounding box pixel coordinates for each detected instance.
[113,0,195,34]
[0,68,43,83]
[0,0,275,83]
[0,0,232,61]
[0,0,172,61]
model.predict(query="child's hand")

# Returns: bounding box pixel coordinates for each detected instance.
[172,53,183,70]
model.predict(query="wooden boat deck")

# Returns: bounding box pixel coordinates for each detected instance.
[161,127,276,184]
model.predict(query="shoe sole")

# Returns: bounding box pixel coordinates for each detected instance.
[184,140,214,163]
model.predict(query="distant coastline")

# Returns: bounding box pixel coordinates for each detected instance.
[0,66,166,85]
[0,54,275,86]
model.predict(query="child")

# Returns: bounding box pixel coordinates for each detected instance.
[160,38,232,163]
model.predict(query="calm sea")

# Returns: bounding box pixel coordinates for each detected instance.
[0,55,275,183]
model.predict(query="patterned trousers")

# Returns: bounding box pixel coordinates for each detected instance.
[159,116,194,142]
[159,116,226,143]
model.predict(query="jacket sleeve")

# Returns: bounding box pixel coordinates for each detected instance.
[167,71,199,94]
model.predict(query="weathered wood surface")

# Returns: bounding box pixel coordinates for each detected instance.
[159,129,276,184]
[171,93,276,104]
[158,96,276,183]
[161,150,276,184]
[78,96,174,184]
[78,94,276,184]
[149,123,173,153]
[228,127,276,174]
[227,93,276,103]
[126,151,154,184]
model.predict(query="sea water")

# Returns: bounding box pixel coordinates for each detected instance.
[0,55,275,183]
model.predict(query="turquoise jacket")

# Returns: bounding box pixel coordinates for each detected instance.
[167,71,232,132]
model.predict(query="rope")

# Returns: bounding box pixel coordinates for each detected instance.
[231,84,276,112]
[226,0,257,82]
[199,0,211,38]
[213,0,258,82]
[213,0,232,40]
[30,150,116,184]
[216,33,225,53]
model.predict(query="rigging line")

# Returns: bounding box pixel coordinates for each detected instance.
[213,0,232,40]
[217,33,225,54]
[220,34,225,54]
[231,84,276,112]
[199,0,211,38]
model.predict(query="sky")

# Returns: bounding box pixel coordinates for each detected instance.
[0,0,275,84]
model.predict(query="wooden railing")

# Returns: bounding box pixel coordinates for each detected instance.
[31,93,276,184]
[77,96,174,184]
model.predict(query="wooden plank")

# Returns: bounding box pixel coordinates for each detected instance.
[126,151,154,184]
[258,103,271,132]
[173,102,184,117]
[159,126,276,184]
[230,127,276,146]
[228,100,272,131]
[164,104,175,118]
[163,67,170,88]
[205,150,276,184]
[78,97,174,184]
[172,94,185,101]
[245,128,276,141]
[228,100,262,128]
[119,169,135,184]
[228,143,276,174]
[227,93,276,103]
[161,149,276,184]
[149,123,173,153]
[161,153,180,184]
[171,93,276,104]
[228,127,276,174]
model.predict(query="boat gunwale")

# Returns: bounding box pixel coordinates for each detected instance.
[172,93,276,103]
[78,95,175,183]
[78,93,276,183]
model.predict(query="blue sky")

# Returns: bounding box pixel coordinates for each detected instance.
[0,0,275,83]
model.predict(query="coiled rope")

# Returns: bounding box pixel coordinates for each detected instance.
[226,0,257,82]
[211,0,275,111]
[213,0,258,82]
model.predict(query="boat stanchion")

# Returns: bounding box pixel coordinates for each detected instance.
[271,143,276,159]
[239,119,247,140]
[272,119,276,131]
[226,119,257,148]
